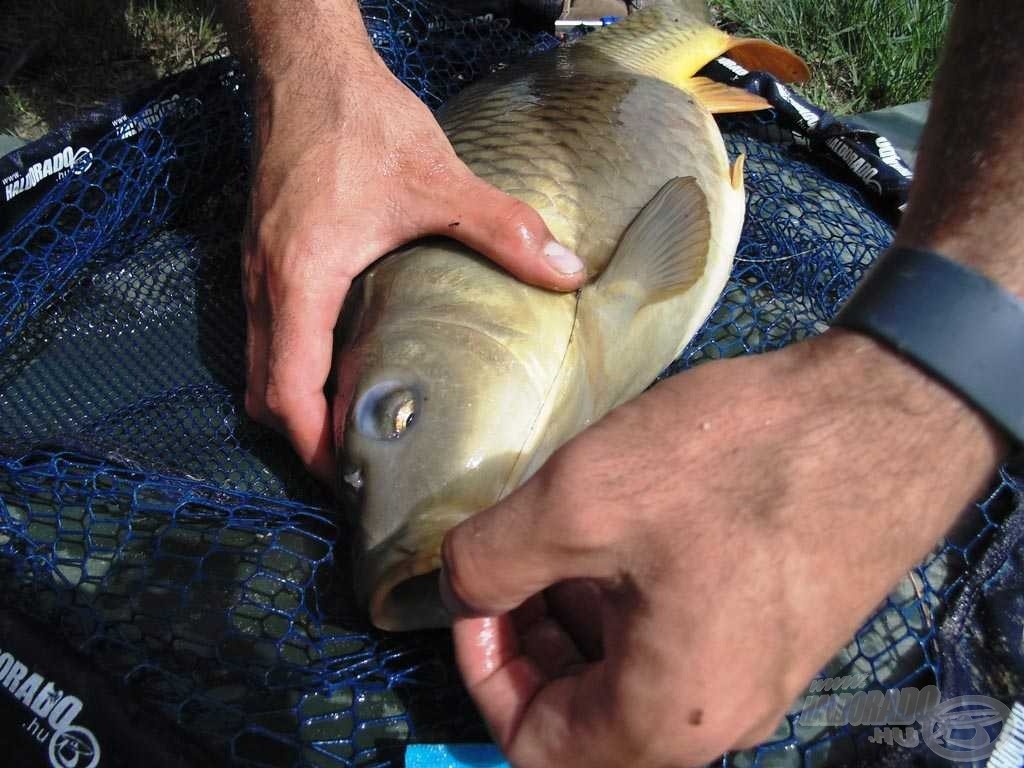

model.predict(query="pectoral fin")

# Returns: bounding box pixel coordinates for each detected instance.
[595,176,711,306]
[686,77,771,114]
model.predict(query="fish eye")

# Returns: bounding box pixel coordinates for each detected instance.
[354,382,420,440]
[392,397,416,435]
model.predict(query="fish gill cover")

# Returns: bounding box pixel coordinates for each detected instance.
[0,1,1020,767]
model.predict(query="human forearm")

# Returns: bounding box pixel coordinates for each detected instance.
[895,0,1024,296]
[818,0,1024,545]
[223,0,379,89]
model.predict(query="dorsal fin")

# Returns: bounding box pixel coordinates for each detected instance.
[575,4,810,88]
[657,35,810,89]
[726,38,811,83]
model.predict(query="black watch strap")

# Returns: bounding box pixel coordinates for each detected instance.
[834,247,1024,445]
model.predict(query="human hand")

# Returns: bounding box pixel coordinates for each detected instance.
[440,329,1006,767]
[241,50,585,484]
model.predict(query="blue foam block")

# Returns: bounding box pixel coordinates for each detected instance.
[405,743,510,768]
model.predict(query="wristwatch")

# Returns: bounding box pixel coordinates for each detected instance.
[834,247,1024,446]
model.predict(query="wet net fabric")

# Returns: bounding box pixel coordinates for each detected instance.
[0,2,1021,766]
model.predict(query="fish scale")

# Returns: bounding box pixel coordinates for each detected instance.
[445,69,719,269]
[334,0,809,630]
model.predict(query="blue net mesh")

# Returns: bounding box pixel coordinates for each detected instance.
[1,2,1021,766]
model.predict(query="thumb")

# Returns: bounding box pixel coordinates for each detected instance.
[440,471,618,617]
[434,169,587,291]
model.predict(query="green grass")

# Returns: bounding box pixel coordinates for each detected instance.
[127,0,226,75]
[1,0,949,138]
[1,0,225,139]
[711,0,952,114]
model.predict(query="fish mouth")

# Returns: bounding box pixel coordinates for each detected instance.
[358,506,474,632]
[368,554,449,632]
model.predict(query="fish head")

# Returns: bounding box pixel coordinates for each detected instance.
[334,248,549,631]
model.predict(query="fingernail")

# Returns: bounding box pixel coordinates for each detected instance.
[543,241,585,275]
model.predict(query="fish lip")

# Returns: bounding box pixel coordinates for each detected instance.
[368,553,446,632]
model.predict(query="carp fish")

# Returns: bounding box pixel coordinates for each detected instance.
[334,0,809,631]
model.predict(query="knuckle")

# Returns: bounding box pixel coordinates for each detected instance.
[265,232,358,301]
[253,220,330,287]
[252,217,282,255]
[502,196,541,226]
[242,239,266,284]
[242,271,264,309]
[495,198,545,244]
[269,239,319,291]
[262,382,302,421]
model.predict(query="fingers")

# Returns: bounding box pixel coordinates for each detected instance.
[455,612,705,768]
[440,468,621,617]
[452,615,546,747]
[521,617,587,679]
[451,615,587,745]
[453,614,612,768]
[545,579,605,661]
[244,265,344,486]
[503,667,612,768]
[436,171,587,291]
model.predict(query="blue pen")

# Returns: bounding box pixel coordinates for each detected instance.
[554,16,622,27]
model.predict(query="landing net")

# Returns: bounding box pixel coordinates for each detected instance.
[0,3,1020,766]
